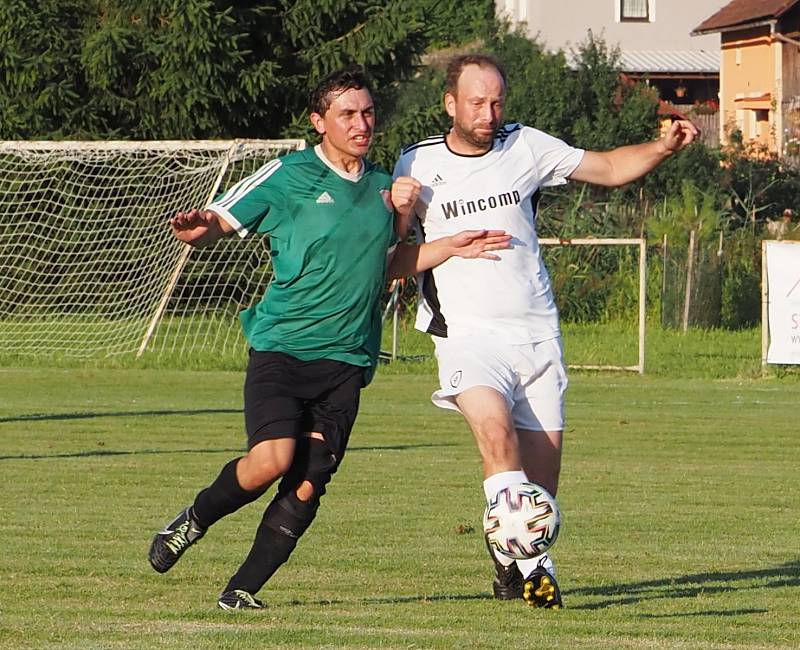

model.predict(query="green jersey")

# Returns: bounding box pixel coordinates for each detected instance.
[208,146,395,380]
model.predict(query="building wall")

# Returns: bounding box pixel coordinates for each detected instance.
[496,0,726,52]
[781,26,800,156]
[783,34,800,100]
[720,26,776,148]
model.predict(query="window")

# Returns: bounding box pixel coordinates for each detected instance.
[620,0,650,21]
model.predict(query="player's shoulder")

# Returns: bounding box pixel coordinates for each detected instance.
[399,133,447,158]
[276,147,316,167]
[509,123,569,146]
[497,123,524,141]
[498,123,553,147]
[364,158,392,181]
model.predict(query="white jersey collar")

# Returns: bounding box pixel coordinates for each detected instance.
[314,144,364,182]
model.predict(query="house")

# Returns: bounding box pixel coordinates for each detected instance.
[496,0,729,105]
[692,0,800,155]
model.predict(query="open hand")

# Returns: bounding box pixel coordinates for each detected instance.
[450,229,512,260]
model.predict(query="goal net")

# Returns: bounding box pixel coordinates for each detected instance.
[381,238,648,373]
[0,139,304,360]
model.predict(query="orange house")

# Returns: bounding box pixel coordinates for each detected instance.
[693,0,800,154]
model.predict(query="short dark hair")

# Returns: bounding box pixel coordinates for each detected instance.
[308,66,372,115]
[445,54,507,97]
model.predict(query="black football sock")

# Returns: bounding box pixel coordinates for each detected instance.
[192,457,267,529]
[224,492,317,594]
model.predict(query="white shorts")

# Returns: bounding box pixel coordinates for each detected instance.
[431,335,568,432]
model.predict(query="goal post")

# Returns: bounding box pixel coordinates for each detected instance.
[0,139,305,360]
[539,237,647,374]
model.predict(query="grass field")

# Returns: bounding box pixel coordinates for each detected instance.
[1,365,798,649]
[2,320,795,381]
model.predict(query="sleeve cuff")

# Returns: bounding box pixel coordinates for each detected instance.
[206,203,248,238]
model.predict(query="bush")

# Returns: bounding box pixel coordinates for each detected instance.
[641,142,723,203]
[720,228,762,329]
[721,143,800,226]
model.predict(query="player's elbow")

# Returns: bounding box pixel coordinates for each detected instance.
[386,243,417,279]
[387,256,409,280]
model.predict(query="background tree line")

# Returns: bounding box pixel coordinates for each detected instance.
[2,0,798,328]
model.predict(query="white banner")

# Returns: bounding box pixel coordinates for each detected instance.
[766,241,800,364]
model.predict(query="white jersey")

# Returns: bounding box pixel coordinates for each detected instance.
[393,123,584,343]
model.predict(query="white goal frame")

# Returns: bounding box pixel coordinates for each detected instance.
[539,237,647,374]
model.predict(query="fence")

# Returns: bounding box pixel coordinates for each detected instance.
[673,104,719,148]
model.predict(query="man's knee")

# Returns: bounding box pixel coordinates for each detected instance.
[264,490,319,539]
[265,438,340,539]
[472,419,518,455]
[237,439,295,491]
[295,479,315,502]
[281,437,339,503]
[478,421,516,446]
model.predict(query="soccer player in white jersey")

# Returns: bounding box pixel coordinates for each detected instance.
[393,54,697,608]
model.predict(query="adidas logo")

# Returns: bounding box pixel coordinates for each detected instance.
[431,173,446,187]
[316,191,335,204]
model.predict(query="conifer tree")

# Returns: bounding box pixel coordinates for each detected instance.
[1,0,431,140]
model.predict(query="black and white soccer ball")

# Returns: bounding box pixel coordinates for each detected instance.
[483,481,561,560]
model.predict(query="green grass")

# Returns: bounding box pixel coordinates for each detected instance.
[0,368,798,649]
[2,318,798,380]
[382,321,798,380]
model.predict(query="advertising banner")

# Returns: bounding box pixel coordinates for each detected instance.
[766,241,800,364]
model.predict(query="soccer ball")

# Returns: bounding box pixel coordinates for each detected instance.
[483,482,561,560]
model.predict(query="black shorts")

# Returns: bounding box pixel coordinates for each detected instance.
[243,350,364,460]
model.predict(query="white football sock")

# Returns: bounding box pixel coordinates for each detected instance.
[482,470,527,502]
[517,552,556,578]
[483,470,528,568]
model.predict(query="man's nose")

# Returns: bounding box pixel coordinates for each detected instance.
[353,112,370,131]
[478,104,495,122]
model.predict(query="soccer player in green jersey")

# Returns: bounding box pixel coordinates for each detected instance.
[147,66,510,610]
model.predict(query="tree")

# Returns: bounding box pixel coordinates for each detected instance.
[490,30,659,150]
[1,1,432,140]
[0,0,104,138]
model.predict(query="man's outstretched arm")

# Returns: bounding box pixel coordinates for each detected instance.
[569,119,698,187]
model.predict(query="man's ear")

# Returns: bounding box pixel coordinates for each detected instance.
[444,92,456,119]
[310,112,326,136]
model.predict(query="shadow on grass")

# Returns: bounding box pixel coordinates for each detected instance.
[637,608,768,618]
[1,408,455,460]
[297,593,493,607]
[293,562,798,612]
[0,408,242,423]
[566,560,800,612]
[0,442,454,461]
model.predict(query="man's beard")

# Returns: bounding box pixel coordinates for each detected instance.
[453,119,497,151]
